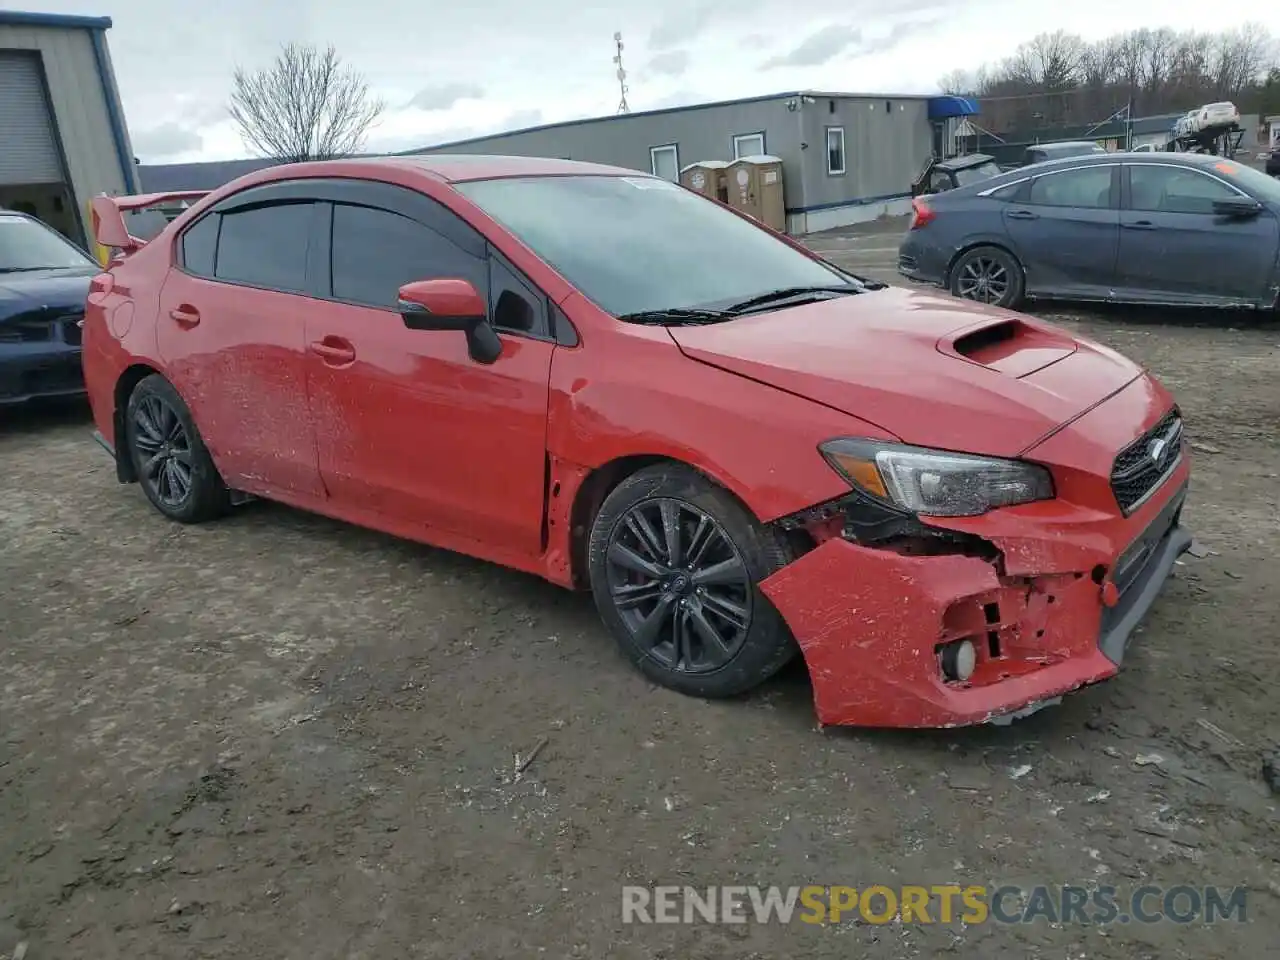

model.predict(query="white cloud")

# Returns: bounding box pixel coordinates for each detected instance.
[17,0,1275,163]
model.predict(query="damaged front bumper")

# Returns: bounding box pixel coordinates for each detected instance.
[759,465,1192,730]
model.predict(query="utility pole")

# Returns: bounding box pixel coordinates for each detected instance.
[613,32,630,115]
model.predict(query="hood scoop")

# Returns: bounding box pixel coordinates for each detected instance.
[941,317,1077,378]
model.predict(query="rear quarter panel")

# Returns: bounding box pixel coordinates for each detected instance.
[904,195,1015,284]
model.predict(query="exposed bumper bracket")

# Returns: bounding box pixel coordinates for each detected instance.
[1098,522,1193,665]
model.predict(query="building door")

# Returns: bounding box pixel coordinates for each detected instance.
[0,51,77,241]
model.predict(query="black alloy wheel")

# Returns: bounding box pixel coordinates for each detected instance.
[587,463,798,698]
[950,245,1025,309]
[605,497,753,674]
[124,374,229,523]
[132,392,194,509]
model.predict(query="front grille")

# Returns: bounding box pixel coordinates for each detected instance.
[0,319,55,343]
[1110,408,1184,515]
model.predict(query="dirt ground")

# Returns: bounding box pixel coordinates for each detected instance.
[2,223,1279,958]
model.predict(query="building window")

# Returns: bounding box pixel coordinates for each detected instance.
[649,143,679,181]
[733,132,765,159]
[826,127,846,175]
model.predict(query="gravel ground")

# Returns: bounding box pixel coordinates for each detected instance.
[2,222,1278,958]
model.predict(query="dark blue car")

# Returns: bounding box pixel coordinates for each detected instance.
[898,152,1280,310]
[0,210,100,406]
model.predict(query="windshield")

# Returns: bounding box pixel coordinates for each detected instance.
[954,162,1001,186]
[0,215,94,271]
[455,175,853,317]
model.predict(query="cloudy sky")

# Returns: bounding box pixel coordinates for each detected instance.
[21,0,1276,164]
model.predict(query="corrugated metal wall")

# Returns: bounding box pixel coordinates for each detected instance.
[0,23,133,245]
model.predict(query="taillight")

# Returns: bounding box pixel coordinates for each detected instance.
[89,272,115,296]
[910,197,936,229]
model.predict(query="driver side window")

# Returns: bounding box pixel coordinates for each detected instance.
[329,202,486,310]
[1128,166,1240,215]
[327,201,548,338]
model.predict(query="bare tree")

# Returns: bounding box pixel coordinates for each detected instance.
[229,43,385,162]
[950,24,1278,132]
[938,69,975,95]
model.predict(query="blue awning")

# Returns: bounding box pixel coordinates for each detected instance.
[928,96,980,120]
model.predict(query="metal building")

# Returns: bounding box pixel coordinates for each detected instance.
[401,91,980,233]
[0,10,138,249]
[138,91,981,235]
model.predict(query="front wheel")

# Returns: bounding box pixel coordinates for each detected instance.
[949,245,1025,309]
[586,463,798,699]
[123,374,229,523]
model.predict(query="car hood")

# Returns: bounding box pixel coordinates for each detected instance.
[667,287,1144,458]
[0,266,96,319]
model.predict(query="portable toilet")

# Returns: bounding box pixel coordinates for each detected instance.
[725,155,785,231]
[679,160,730,203]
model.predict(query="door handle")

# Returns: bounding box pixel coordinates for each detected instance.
[1006,209,1038,220]
[308,338,357,365]
[169,305,200,326]
[1123,220,1156,230]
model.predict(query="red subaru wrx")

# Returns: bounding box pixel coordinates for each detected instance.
[82,156,1192,728]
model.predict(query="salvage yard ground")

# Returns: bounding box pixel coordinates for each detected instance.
[2,220,1278,958]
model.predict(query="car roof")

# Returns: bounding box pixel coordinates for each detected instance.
[256,154,641,185]
[1031,141,1104,153]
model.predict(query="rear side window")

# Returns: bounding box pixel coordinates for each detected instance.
[987,181,1024,200]
[330,202,486,309]
[1027,166,1114,209]
[214,201,313,293]
[180,214,219,278]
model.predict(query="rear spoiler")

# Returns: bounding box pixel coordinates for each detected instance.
[89,190,210,263]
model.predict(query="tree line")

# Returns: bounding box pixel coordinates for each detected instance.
[939,24,1280,132]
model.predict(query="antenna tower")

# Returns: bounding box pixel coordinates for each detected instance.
[613,32,630,114]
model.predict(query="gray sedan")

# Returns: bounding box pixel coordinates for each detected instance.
[898,152,1280,310]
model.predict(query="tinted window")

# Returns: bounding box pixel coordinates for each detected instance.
[1027,166,1114,208]
[181,214,219,277]
[330,203,485,309]
[488,256,543,334]
[214,202,313,292]
[987,181,1024,200]
[454,175,849,317]
[1209,158,1280,204]
[1129,165,1240,215]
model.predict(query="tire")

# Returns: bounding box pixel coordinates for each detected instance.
[123,374,229,523]
[949,245,1025,309]
[586,462,798,699]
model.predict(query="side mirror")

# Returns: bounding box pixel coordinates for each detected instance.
[397,278,502,364]
[1211,196,1263,219]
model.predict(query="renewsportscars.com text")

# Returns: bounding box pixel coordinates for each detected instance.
[621,884,1248,926]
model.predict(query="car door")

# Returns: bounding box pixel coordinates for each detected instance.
[157,195,325,499]
[303,186,554,557]
[1116,162,1279,305]
[1000,163,1121,298]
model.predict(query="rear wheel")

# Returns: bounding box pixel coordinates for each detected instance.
[949,245,1025,309]
[124,374,229,523]
[586,462,798,699]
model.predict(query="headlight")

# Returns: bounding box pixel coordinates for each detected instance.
[819,438,1054,517]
